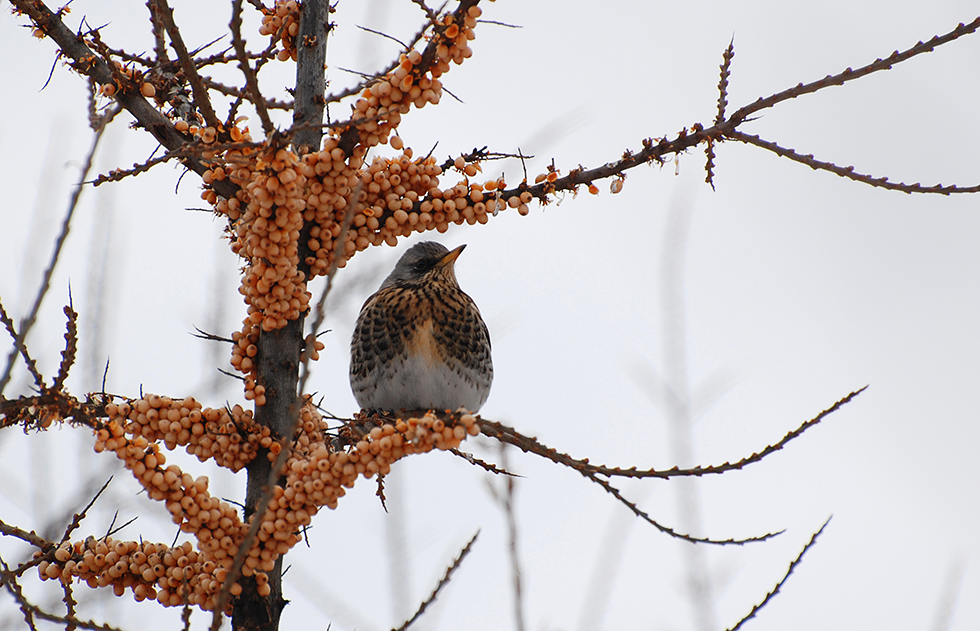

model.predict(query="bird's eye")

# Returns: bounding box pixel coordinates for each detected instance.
[412,260,430,273]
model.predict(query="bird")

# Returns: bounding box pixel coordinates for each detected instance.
[349,241,493,413]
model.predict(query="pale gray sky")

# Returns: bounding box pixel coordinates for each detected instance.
[1,1,978,630]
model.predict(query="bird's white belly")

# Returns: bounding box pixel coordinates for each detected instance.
[367,353,488,412]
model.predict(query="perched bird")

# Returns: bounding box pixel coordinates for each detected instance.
[350,241,492,413]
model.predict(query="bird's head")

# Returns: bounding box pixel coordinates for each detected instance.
[380,241,466,289]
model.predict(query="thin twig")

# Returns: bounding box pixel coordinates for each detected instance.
[10,0,238,197]
[715,37,735,126]
[409,0,440,23]
[584,469,781,545]
[153,0,222,129]
[0,519,54,550]
[725,517,832,631]
[357,24,407,49]
[105,515,139,539]
[0,554,39,631]
[61,579,78,631]
[0,112,113,397]
[192,327,234,344]
[728,17,980,125]
[52,303,78,392]
[488,445,525,631]
[391,531,480,631]
[201,76,293,110]
[92,138,262,186]
[448,447,521,476]
[146,0,170,64]
[230,0,274,135]
[480,387,867,481]
[1,553,127,631]
[0,299,45,392]
[728,131,980,195]
[63,477,113,543]
[707,37,735,189]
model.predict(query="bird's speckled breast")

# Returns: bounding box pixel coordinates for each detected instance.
[350,272,492,412]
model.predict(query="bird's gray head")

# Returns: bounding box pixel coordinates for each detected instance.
[380,241,465,289]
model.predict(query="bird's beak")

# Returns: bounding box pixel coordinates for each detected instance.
[437,244,466,268]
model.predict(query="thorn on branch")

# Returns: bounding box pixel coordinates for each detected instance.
[64,477,113,544]
[192,327,235,344]
[357,24,408,49]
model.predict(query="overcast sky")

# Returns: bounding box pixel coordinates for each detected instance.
[2,1,979,630]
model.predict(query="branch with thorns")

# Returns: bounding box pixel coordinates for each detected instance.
[392,531,480,631]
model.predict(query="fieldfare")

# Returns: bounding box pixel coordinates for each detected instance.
[350,241,492,413]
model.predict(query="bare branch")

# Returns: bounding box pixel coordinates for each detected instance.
[230,0,275,135]
[729,17,980,125]
[357,24,408,49]
[0,554,39,631]
[146,0,170,64]
[152,0,222,128]
[488,445,525,631]
[0,553,127,631]
[392,531,480,631]
[707,36,735,189]
[52,303,79,392]
[192,327,235,344]
[61,577,78,631]
[584,470,782,545]
[8,0,239,198]
[725,518,832,631]
[201,76,293,110]
[728,131,980,195]
[62,477,113,544]
[481,387,867,482]
[0,114,111,397]
[92,137,262,187]
[0,518,56,551]
[409,0,441,23]
[0,299,45,393]
[449,447,521,476]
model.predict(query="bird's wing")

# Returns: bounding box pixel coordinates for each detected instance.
[350,288,409,378]
[432,289,492,368]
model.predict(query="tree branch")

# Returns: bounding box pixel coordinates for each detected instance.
[9,0,239,199]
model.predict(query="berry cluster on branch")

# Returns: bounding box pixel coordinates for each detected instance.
[259,0,302,62]
[202,2,526,397]
[29,393,481,611]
